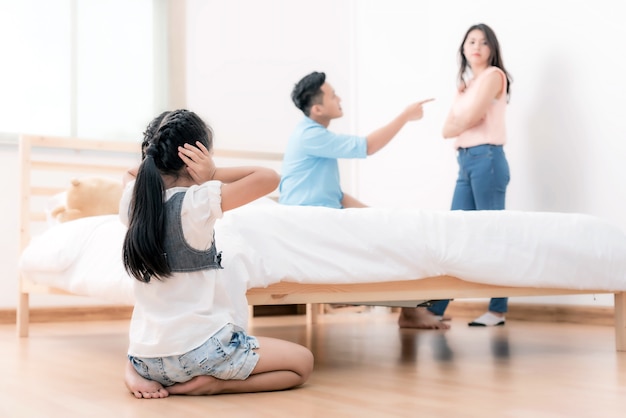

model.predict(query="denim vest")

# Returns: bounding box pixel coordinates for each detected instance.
[163,192,223,272]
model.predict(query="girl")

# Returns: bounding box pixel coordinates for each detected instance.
[121,109,314,398]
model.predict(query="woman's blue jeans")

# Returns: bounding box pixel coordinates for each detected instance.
[428,144,510,316]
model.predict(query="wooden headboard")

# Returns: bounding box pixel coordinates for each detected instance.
[18,134,283,252]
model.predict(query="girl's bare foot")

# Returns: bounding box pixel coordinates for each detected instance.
[125,361,169,399]
[168,375,220,396]
[398,307,450,330]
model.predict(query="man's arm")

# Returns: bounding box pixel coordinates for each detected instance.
[366,98,434,155]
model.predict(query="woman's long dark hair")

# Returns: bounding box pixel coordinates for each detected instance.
[457,23,513,101]
[123,109,214,283]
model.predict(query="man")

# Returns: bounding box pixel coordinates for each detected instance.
[279,71,446,330]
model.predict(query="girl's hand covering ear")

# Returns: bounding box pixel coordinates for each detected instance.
[178,141,217,184]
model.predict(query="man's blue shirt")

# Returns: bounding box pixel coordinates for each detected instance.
[279,117,367,208]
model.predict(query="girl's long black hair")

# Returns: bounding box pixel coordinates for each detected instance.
[122,109,214,283]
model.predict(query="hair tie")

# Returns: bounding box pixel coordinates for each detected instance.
[145,143,159,158]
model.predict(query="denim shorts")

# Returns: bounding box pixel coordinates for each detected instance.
[128,323,260,386]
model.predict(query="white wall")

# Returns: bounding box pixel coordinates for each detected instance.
[2,0,623,309]
[2,146,22,308]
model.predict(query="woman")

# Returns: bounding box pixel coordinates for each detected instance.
[431,23,514,327]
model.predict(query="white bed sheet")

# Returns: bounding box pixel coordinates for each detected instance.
[19,198,626,306]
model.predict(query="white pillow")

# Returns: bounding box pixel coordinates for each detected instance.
[19,215,122,273]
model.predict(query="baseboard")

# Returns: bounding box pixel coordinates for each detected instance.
[0,302,616,326]
[0,305,133,324]
[0,304,306,325]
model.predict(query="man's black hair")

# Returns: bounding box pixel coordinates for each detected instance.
[291,71,326,116]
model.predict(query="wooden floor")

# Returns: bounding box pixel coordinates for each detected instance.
[2,310,626,417]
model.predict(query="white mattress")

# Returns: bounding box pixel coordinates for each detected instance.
[19,198,626,306]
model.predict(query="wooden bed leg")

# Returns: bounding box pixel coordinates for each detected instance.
[17,291,29,338]
[306,303,322,325]
[248,305,254,327]
[614,293,626,351]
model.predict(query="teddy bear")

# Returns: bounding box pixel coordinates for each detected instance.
[50,176,124,223]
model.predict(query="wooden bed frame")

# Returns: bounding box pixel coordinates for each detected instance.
[17,134,626,351]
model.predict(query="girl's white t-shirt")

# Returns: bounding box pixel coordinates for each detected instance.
[120,180,239,358]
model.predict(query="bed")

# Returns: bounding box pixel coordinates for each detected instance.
[17,135,626,351]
